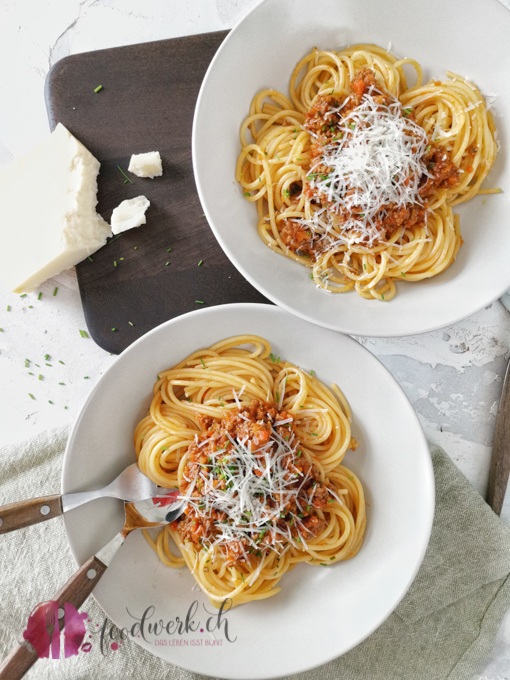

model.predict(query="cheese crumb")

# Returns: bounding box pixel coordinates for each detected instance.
[128,151,162,178]
[0,123,111,293]
[110,195,150,234]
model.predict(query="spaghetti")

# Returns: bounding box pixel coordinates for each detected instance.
[236,45,498,300]
[135,335,365,607]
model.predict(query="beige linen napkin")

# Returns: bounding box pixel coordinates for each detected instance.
[0,428,509,680]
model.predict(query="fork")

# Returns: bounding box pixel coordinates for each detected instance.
[0,463,171,534]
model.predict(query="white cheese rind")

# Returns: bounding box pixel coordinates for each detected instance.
[127,151,163,178]
[0,122,111,293]
[110,195,150,234]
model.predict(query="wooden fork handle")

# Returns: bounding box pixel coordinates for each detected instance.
[0,495,62,534]
[0,555,107,680]
[487,358,510,515]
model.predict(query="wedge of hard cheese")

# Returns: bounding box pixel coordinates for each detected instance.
[0,123,111,293]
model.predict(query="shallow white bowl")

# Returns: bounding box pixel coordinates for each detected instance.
[63,303,433,678]
[193,0,510,337]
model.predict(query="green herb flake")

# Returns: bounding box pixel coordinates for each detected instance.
[381,293,385,300]
[38,374,43,381]
[87,256,94,262]
[53,287,58,296]
[401,272,407,277]
[165,261,170,266]
[79,330,89,339]
[309,369,316,377]
[6,305,11,312]
[195,300,205,305]
[20,293,27,298]
[403,107,412,116]
[44,354,50,361]
[28,393,36,400]
[197,260,203,267]
[283,189,290,197]
[0,328,4,333]
[166,247,172,253]
[113,260,118,268]
[59,360,65,365]
[37,292,42,300]
[200,358,207,369]
[59,382,65,386]
[48,400,54,405]
[128,321,134,327]
[24,359,30,368]
[84,376,90,380]
[111,327,118,332]
[244,191,250,197]
[93,84,103,93]
[348,122,356,130]
[116,164,133,184]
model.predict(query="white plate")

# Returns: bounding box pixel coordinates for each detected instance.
[192,0,510,337]
[62,303,433,679]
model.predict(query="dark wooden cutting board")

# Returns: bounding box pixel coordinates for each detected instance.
[45,31,269,355]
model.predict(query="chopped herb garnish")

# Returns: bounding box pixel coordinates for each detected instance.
[28,393,36,400]
[200,358,207,369]
[165,261,170,266]
[44,354,50,361]
[113,260,118,267]
[111,327,117,332]
[24,359,30,368]
[381,293,385,300]
[195,300,204,304]
[48,400,54,405]
[0,328,3,333]
[197,260,203,267]
[59,382,65,386]
[283,189,290,197]
[401,272,407,277]
[37,292,42,300]
[20,293,27,298]
[53,287,58,296]
[87,256,94,262]
[309,369,316,377]
[84,376,90,379]
[128,321,134,326]
[403,107,412,116]
[93,84,103,93]
[116,165,133,184]
[244,191,250,197]
[309,272,314,279]
[59,360,65,365]
[6,305,11,312]
[269,353,280,364]
[348,122,356,129]
[38,374,43,381]
[79,330,89,339]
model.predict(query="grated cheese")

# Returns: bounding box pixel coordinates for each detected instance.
[179,416,318,555]
[303,91,431,246]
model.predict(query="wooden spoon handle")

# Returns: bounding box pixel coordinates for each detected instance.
[0,555,107,680]
[487,359,510,515]
[0,495,63,534]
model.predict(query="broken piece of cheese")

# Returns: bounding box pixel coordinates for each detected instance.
[0,123,111,293]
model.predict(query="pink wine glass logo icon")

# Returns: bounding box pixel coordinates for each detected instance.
[23,601,88,659]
